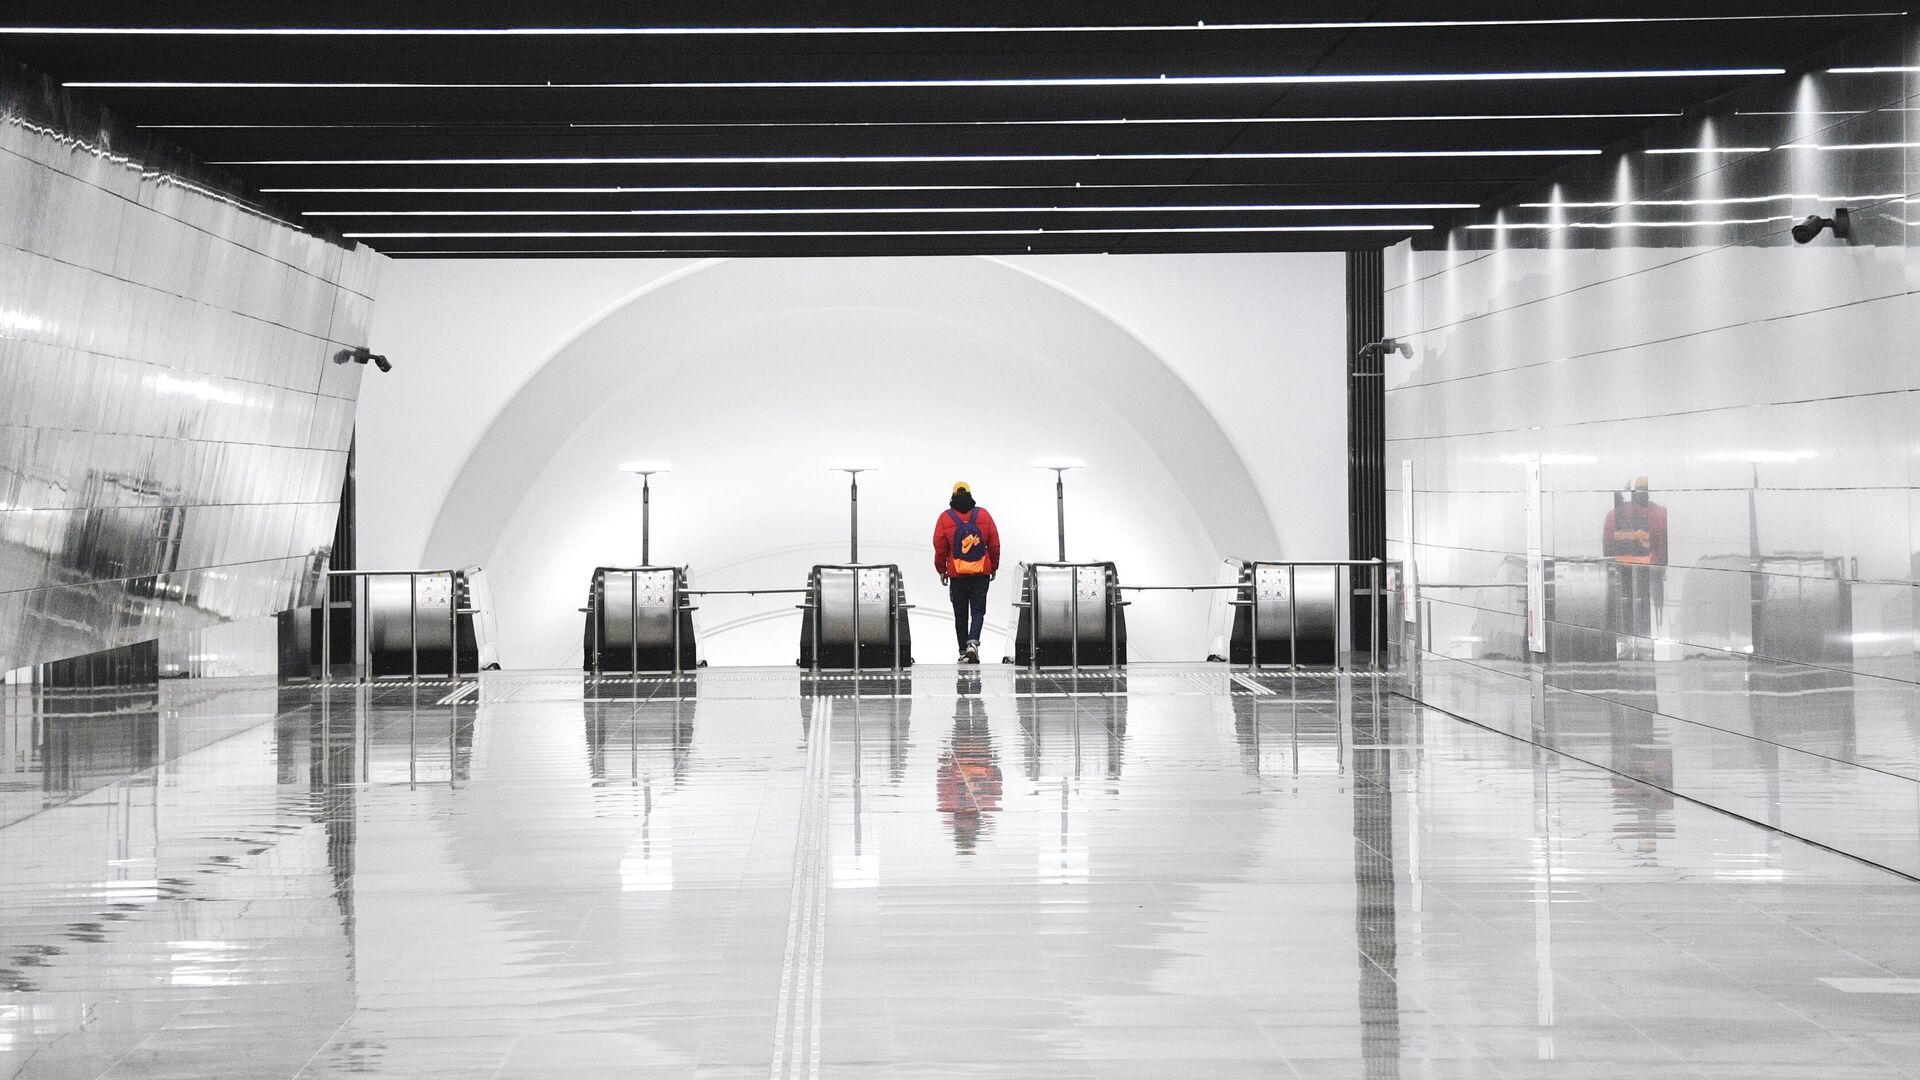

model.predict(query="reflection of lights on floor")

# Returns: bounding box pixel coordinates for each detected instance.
[620,834,673,892]
[169,941,247,987]
[832,852,878,889]
[0,309,47,335]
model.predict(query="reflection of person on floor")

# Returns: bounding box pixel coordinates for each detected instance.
[1602,476,1668,642]
[936,677,1002,853]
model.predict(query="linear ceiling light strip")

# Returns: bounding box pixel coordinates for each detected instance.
[260,182,1438,194]
[68,69,1787,90]
[342,225,1436,238]
[218,149,1600,166]
[302,202,1479,217]
[1,15,1896,35]
[144,112,1682,130]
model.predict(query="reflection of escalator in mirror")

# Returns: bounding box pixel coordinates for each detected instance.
[581,689,698,893]
[584,688,697,790]
[37,698,160,804]
[1018,683,1128,787]
[938,674,1001,853]
[281,703,362,972]
[833,687,915,887]
[1230,689,1345,779]
[364,699,478,787]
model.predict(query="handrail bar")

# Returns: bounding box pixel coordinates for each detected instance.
[325,568,466,577]
[687,588,810,596]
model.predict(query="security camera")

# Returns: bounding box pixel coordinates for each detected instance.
[1791,207,1851,245]
[1358,337,1414,360]
[332,346,394,372]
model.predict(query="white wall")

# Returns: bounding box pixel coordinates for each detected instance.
[362,253,1345,668]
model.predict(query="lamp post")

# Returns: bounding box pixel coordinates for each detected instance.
[829,464,877,563]
[619,461,672,565]
[1034,459,1085,561]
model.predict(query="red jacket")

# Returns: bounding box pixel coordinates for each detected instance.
[933,507,1001,577]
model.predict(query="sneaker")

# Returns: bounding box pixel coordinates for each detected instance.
[958,651,972,664]
[964,641,980,664]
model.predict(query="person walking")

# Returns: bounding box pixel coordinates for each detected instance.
[934,482,1000,664]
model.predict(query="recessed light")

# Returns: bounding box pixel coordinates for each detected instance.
[1466,217,1791,230]
[1644,146,1774,154]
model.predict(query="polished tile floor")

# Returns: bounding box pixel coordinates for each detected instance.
[2,666,1917,1079]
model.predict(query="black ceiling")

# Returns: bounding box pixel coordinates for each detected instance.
[1,2,1904,257]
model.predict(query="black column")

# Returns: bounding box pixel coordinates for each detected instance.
[1346,250,1386,648]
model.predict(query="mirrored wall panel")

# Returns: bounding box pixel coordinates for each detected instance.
[1385,27,1920,874]
[0,62,379,672]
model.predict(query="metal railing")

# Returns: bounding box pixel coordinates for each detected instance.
[1015,561,1127,676]
[320,568,469,684]
[1116,557,1388,672]
[1234,558,1385,673]
[800,564,911,675]
[586,566,698,680]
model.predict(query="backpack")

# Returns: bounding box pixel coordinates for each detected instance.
[948,509,990,575]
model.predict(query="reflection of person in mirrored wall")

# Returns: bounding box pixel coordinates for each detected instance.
[1603,476,1668,566]
[1602,477,1668,641]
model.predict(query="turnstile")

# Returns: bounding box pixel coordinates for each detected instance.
[1227,561,1339,666]
[797,564,913,670]
[365,567,496,677]
[1013,562,1128,668]
[583,566,698,674]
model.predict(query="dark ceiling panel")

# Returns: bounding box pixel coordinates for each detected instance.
[0,3,1902,256]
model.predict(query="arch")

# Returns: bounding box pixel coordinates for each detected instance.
[424,256,1277,570]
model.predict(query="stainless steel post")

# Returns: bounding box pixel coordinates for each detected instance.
[1055,474,1066,561]
[321,579,332,686]
[1334,565,1346,673]
[672,569,683,682]
[359,575,370,682]
[448,571,460,679]
[1105,568,1119,670]
[591,572,602,680]
[810,568,821,675]
[1249,564,1261,673]
[853,567,863,680]
[890,569,901,676]
[629,570,639,676]
[1371,561,1383,673]
[1287,565,1298,672]
[849,474,859,563]
[641,474,651,567]
[408,572,419,684]
[1069,566,1081,677]
[1026,565,1039,677]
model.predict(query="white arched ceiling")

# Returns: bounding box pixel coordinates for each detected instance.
[424,256,1282,667]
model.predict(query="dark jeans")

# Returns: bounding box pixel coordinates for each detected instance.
[949,575,990,649]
